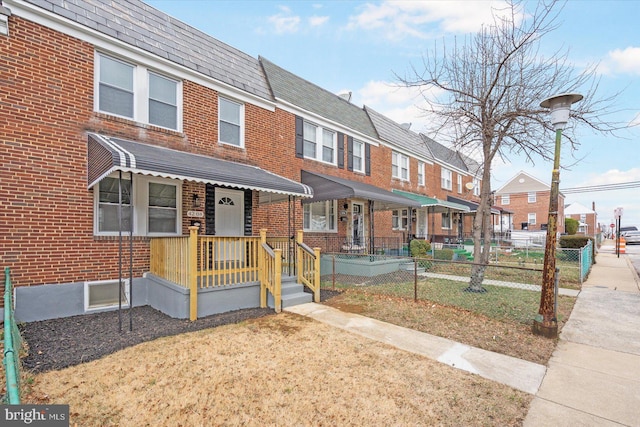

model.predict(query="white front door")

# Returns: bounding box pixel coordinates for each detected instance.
[352,202,364,246]
[214,188,244,261]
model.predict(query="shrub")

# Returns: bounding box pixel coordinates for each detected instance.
[559,235,596,265]
[433,248,454,261]
[565,218,579,235]
[410,239,431,258]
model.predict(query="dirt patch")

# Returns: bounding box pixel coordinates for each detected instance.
[20,306,273,373]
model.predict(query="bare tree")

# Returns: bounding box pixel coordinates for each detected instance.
[400,0,619,291]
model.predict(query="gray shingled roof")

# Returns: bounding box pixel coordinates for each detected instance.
[365,106,434,162]
[260,57,378,140]
[420,134,469,172]
[25,0,272,100]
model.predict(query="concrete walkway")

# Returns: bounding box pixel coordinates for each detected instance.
[285,302,547,394]
[524,246,640,427]
[286,242,640,425]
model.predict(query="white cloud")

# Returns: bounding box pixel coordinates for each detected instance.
[309,15,329,27]
[268,6,301,34]
[606,46,640,75]
[346,0,519,41]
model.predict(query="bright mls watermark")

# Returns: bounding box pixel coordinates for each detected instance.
[2,405,69,426]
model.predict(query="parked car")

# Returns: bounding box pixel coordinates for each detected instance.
[624,231,640,245]
[620,226,638,236]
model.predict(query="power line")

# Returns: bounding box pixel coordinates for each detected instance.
[560,180,640,194]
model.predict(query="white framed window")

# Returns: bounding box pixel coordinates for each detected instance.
[457,175,462,193]
[219,97,244,147]
[95,52,181,131]
[473,178,480,196]
[149,72,178,130]
[580,213,586,222]
[303,121,336,164]
[528,213,536,225]
[441,168,452,190]
[392,209,409,230]
[353,139,365,173]
[95,175,181,236]
[392,152,409,180]
[303,201,337,232]
[528,192,537,203]
[501,194,510,205]
[418,161,425,186]
[441,212,452,229]
[84,279,130,312]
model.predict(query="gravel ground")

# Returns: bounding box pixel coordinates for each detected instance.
[20,289,340,373]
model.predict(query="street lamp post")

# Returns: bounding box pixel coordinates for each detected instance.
[534,93,583,338]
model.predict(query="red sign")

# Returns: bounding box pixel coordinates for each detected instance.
[610,223,615,228]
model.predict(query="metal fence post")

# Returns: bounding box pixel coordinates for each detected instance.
[414,259,418,302]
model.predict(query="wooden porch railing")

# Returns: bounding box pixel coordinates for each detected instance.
[149,228,320,320]
[259,229,282,313]
[296,230,321,303]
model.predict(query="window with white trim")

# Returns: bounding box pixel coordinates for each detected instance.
[95,175,181,236]
[457,175,462,193]
[392,152,409,180]
[96,53,181,131]
[418,161,425,186]
[219,97,244,147]
[473,178,480,196]
[392,209,408,230]
[501,194,510,205]
[528,192,537,203]
[441,168,452,190]
[441,212,452,229]
[303,201,336,232]
[303,121,336,164]
[85,279,130,312]
[528,213,536,225]
[353,139,365,173]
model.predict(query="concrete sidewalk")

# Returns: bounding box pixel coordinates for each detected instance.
[524,249,640,426]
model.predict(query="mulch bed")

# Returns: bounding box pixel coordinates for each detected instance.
[20,289,341,373]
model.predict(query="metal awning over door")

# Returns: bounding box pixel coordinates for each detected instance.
[392,190,470,213]
[87,133,313,203]
[300,170,421,210]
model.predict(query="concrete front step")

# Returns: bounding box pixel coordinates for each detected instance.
[268,276,313,309]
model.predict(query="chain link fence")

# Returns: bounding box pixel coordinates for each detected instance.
[320,252,578,326]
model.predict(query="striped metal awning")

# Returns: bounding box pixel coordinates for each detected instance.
[87,133,313,203]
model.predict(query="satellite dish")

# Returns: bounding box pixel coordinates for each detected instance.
[465,182,475,191]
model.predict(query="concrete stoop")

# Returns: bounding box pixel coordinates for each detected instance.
[268,275,313,309]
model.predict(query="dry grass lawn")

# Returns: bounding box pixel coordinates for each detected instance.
[23,313,531,426]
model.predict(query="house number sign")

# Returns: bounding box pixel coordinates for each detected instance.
[187,211,204,218]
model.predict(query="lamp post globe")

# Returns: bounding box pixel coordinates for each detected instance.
[534,93,582,338]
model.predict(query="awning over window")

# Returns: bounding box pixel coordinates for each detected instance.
[447,195,501,215]
[87,133,313,203]
[300,170,421,210]
[392,190,470,213]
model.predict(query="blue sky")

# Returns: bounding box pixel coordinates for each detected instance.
[147,0,640,228]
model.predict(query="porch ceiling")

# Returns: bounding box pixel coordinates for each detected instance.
[87,133,313,203]
[392,190,470,213]
[300,170,422,211]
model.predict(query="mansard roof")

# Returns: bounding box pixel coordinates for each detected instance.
[23,0,273,100]
[420,135,470,173]
[364,106,434,163]
[260,57,378,140]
